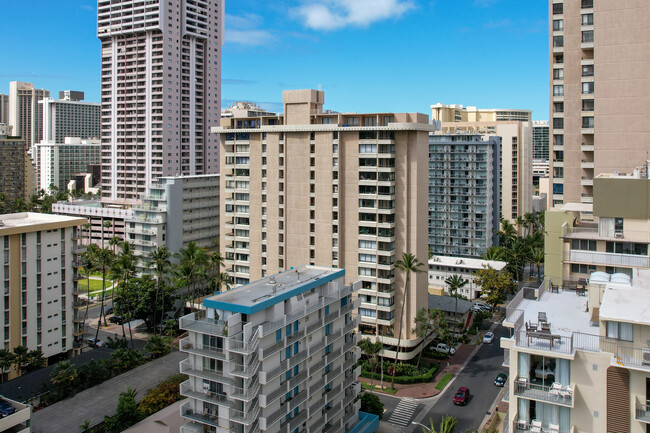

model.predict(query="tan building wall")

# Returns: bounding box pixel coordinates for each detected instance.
[216,90,433,358]
[549,0,650,208]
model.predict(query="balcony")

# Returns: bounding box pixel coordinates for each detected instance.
[180,359,232,384]
[180,401,219,428]
[179,380,231,408]
[580,159,594,169]
[179,337,227,360]
[514,377,574,407]
[231,404,260,426]
[614,345,650,372]
[180,312,227,336]
[569,250,649,268]
[636,402,650,423]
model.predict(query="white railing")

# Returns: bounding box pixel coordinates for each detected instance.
[570,250,649,268]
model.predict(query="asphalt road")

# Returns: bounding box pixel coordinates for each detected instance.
[81,303,148,352]
[412,324,510,433]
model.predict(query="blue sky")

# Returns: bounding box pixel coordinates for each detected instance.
[0,0,549,119]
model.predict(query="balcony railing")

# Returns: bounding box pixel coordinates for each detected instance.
[514,377,574,407]
[179,380,231,408]
[180,312,227,336]
[569,250,649,268]
[636,402,650,423]
[180,401,219,428]
[179,336,227,360]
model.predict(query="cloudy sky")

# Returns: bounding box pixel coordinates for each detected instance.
[0,0,549,119]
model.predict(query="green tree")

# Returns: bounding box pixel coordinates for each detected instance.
[110,349,145,374]
[360,393,384,420]
[445,275,469,337]
[27,349,46,372]
[481,246,505,261]
[148,247,172,335]
[417,415,458,433]
[531,247,544,282]
[50,361,78,394]
[144,335,171,359]
[0,349,14,382]
[92,246,116,342]
[12,345,29,376]
[359,338,383,388]
[392,252,424,389]
[475,267,516,310]
[112,241,139,348]
[175,242,208,310]
[113,274,177,331]
[103,388,144,433]
[504,237,531,281]
[496,219,517,248]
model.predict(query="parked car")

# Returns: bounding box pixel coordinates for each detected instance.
[494,373,507,387]
[104,305,114,315]
[109,315,124,325]
[483,332,495,344]
[432,343,456,355]
[453,387,471,405]
[87,337,104,348]
[472,303,492,312]
[0,400,16,417]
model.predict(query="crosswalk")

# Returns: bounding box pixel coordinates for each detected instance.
[388,398,419,427]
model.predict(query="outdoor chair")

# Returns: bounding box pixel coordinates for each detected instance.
[538,312,548,323]
[531,419,542,433]
[548,423,560,433]
[549,382,563,397]
[559,385,573,399]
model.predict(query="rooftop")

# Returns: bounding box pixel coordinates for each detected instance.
[0,212,86,233]
[599,268,650,325]
[428,295,473,314]
[429,255,507,271]
[203,265,345,314]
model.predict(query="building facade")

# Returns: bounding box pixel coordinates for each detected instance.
[0,135,27,202]
[178,265,366,433]
[39,94,100,144]
[34,138,101,191]
[126,174,219,266]
[0,213,86,367]
[431,103,533,222]
[548,0,650,209]
[52,201,132,247]
[8,82,50,148]
[0,94,8,125]
[212,89,432,359]
[533,120,549,162]
[428,255,507,300]
[97,0,223,205]
[428,134,500,258]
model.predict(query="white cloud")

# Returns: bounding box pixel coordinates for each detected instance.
[294,0,415,31]
[224,13,275,46]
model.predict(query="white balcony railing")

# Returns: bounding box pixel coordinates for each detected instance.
[569,250,649,268]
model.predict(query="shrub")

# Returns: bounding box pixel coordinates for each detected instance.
[361,363,438,384]
[360,393,384,419]
[138,374,188,416]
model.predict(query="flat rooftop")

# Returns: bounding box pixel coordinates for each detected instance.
[203,265,345,314]
[429,256,507,271]
[0,212,86,233]
[599,268,650,325]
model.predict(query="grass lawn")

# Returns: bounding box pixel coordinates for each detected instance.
[361,382,397,394]
[435,373,453,391]
[77,278,113,293]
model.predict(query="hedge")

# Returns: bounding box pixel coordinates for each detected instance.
[360,364,438,384]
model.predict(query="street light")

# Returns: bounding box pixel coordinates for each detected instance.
[411,421,432,433]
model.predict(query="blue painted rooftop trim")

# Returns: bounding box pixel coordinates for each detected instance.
[203,268,346,314]
[346,411,379,433]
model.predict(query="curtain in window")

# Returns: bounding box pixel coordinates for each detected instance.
[557,359,570,386]
[606,321,618,339]
[620,322,633,341]
[518,398,530,423]
[559,407,570,432]
[518,352,530,380]
[537,402,559,426]
[599,218,615,238]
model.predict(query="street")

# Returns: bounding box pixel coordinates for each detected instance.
[378,323,509,433]
[80,303,148,352]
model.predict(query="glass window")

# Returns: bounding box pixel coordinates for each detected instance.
[553,36,564,47]
[582,82,594,94]
[554,102,564,113]
[553,118,564,129]
[553,3,563,14]
[553,68,564,80]
[582,117,594,128]
[582,65,594,76]
[554,85,564,96]
[581,0,593,8]
[582,13,594,25]
[607,321,633,341]
[582,100,594,112]
[582,30,594,43]
[553,19,564,31]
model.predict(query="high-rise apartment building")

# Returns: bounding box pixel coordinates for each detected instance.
[428,134,501,258]
[34,138,101,191]
[0,213,87,371]
[0,135,27,202]
[213,90,433,359]
[549,0,650,209]
[0,94,8,125]
[40,94,100,144]
[431,103,533,222]
[126,174,219,268]
[8,82,50,148]
[533,120,550,162]
[97,0,223,205]
[178,265,377,433]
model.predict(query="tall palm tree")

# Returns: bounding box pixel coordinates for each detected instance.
[148,247,171,335]
[515,215,526,236]
[531,248,545,282]
[108,236,122,254]
[445,274,469,337]
[176,242,208,310]
[93,247,116,343]
[359,338,383,389]
[112,242,138,348]
[481,246,505,261]
[83,245,99,318]
[524,212,536,237]
[391,252,424,389]
[496,219,517,248]
[102,220,112,248]
[0,349,14,382]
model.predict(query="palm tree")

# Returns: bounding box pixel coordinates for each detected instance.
[391,252,424,389]
[12,346,29,376]
[531,248,544,282]
[359,338,383,389]
[504,237,531,282]
[108,236,122,254]
[524,212,536,237]
[176,242,208,310]
[102,220,112,248]
[445,274,469,337]
[515,215,526,236]
[148,247,171,335]
[93,247,116,343]
[417,415,458,433]
[0,349,14,382]
[496,219,517,248]
[83,245,98,318]
[112,242,138,348]
[481,246,505,261]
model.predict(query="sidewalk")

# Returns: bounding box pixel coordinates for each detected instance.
[358,342,478,399]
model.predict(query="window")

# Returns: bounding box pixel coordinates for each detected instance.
[553,68,564,80]
[582,82,594,94]
[553,3,563,14]
[358,240,376,249]
[553,85,564,96]
[554,167,564,178]
[553,36,564,47]
[582,30,594,43]
[555,54,564,64]
[359,254,377,263]
[554,135,564,146]
[554,102,564,113]
[582,117,594,129]
[345,117,360,126]
[553,19,564,31]
[571,263,596,274]
[582,99,594,112]
[582,13,594,25]
[553,183,564,194]
[581,0,593,8]
[359,143,377,153]
[571,239,597,251]
[607,321,633,341]
[582,65,594,77]
[553,118,564,129]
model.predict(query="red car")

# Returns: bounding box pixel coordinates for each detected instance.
[453,387,470,406]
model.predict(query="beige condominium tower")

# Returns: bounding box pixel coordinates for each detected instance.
[97,0,223,205]
[431,103,533,223]
[212,89,434,359]
[549,0,650,211]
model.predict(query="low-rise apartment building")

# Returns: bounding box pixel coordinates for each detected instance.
[428,255,507,300]
[178,265,377,433]
[0,213,86,369]
[52,200,131,248]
